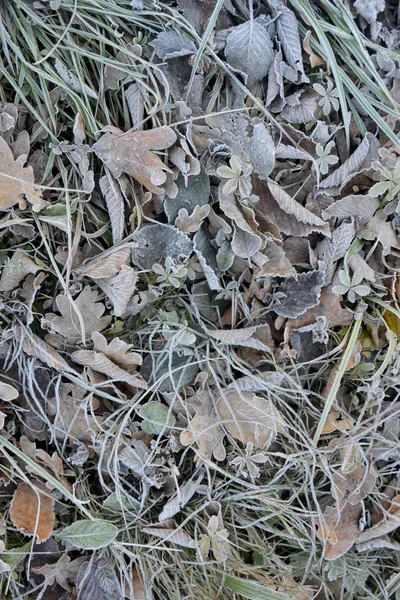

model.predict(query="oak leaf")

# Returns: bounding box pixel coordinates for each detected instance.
[32,553,86,592]
[92,125,177,195]
[44,285,112,343]
[180,391,226,462]
[71,332,147,389]
[0,137,46,212]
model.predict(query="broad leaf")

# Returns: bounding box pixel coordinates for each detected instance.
[225,20,273,88]
[58,520,118,550]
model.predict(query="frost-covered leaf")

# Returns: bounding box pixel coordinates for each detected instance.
[125,83,145,130]
[228,372,285,392]
[96,265,138,317]
[354,0,385,40]
[151,30,196,60]
[137,401,175,434]
[193,225,223,291]
[318,221,355,284]
[54,59,98,99]
[44,285,112,343]
[225,20,273,88]
[77,560,122,600]
[180,391,226,461]
[77,246,131,280]
[15,326,73,372]
[165,170,210,223]
[71,331,146,388]
[0,381,18,401]
[357,209,400,255]
[216,241,235,271]
[32,553,85,592]
[320,133,379,191]
[247,123,275,180]
[207,325,273,352]
[141,352,199,392]
[142,522,196,548]
[275,270,324,319]
[132,224,193,270]
[274,1,309,83]
[216,389,285,448]
[0,137,45,211]
[158,472,204,521]
[322,194,379,222]
[99,173,125,244]
[104,44,141,91]
[0,250,41,292]
[280,88,319,124]
[219,186,264,256]
[175,204,210,233]
[259,179,330,238]
[10,483,55,542]
[48,383,103,444]
[93,125,177,195]
[59,520,118,549]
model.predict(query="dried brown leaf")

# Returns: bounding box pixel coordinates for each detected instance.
[44,285,112,343]
[48,383,103,444]
[0,137,46,211]
[174,204,210,233]
[180,391,226,462]
[357,494,400,543]
[317,501,362,560]
[92,125,177,195]
[0,250,41,292]
[96,265,138,317]
[142,521,196,548]
[10,482,55,542]
[216,389,285,448]
[76,246,131,279]
[71,331,147,389]
[32,553,86,592]
[15,326,73,372]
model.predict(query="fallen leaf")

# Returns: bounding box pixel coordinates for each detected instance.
[15,326,73,372]
[0,250,41,292]
[10,482,55,542]
[175,204,210,233]
[76,246,131,279]
[44,285,112,343]
[317,501,362,560]
[357,494,400,543]
[215,389,285,448]
[357,209,400,255]
[131,224,193,270]
[142,521,196,548]
[72,332,147,389]
[0,137,45,212]
[32,553,86,592]
[93,125,177,194]
[96,264,138,317]
[275,271,324,319]
[47,383,103,444]
[0,381,18,401]
[180,391,226,462]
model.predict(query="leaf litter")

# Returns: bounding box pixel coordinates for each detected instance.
[1,0,400,598]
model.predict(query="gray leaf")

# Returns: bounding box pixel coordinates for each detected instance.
[318,221,355,284]
[225,20,273,89]
[158,472,204,521]
[141,352,199,392]
[247,122,275,179]
[131,224,193,270]
[99,173,125,245]
[77,560,122,600]
[320,133,379,191]
[275,270,324,319]
[280,88,319,124]
[322,194,379,223]
[354,0,385,40]
[193,225,223,291]
[151,31,196,60]
[124,83,145,130]
[165,170,210,223]
[275,2,309,83]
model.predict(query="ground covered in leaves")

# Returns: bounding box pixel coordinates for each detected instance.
[1,0,400,598]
